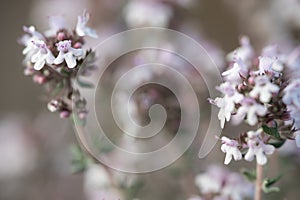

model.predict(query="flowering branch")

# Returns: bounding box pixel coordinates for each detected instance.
[19,10,98,119]
[211,36,300,198]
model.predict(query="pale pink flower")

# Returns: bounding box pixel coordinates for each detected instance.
[244,130,275,165]
[31,40,55,70]
[44,16,67,37]
[249,75,279,103]
[76,10,98,38]
[213,82,243,128]
[221,136,242,165]
[222,57,248,84]
[257,56,283,74]
[226,36,255,64]
[283,79,300,108]
[233,98,267,126]
[54,40,83,68]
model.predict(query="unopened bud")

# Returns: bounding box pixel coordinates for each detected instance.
[73,42,82,49]
[60,110,71,118]
[57,32,66,41]
[33,74,47,84]
[47,100,60,112]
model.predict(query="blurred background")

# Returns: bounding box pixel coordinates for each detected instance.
[0,0,300,200]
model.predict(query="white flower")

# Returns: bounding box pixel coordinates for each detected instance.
[76,10,98,38]
[222,57,248,84]
[221,172,254,200]
[233,98,267,126]
[21,26,45,62]
[195,166,226,194]
[44,16,67,37]
[221,137,242,165]
[31,40,55,70]
[195,165,253,200]
[257,56,283,74]
[244,130,275,165]
[123,0,173,28]
[53,40,83,68]
[23,26,44,40]
[213,82,243,128]
[249,75,279,103]
[227,36,255,64]
[283,79,300,108]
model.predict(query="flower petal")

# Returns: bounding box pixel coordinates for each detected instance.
[65,52,77,68]
[53,51,65,65]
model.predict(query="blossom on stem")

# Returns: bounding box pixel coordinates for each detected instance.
[54,40,83,68]
[44,16,67,37]
[76,10,98,38]
[233,98,267,126]
[249,75,280,103]
[220,136,242,164]
[212,82,243,128]
[31,40,55,70]
[244,130,275,165]
[222,57,248,84]
[23,26,44,40]
[195,165,253,200]
[257,56,283,75]
[226,36,255,64]
[283,79,300,108]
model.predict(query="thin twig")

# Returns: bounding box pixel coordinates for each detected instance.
[255,163,263,200]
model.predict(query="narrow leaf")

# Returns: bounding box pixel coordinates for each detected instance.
[262,125,281,139]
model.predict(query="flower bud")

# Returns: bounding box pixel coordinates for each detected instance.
[248,76,255,85]
[33,74,47,84]
[78,110,88,119]
[47,100,60,112]
[57,32,66,41]
[60,110,71,118]
[24,67,35,76]
[73,42,82,49]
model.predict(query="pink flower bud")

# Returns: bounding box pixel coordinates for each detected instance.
[33,74,47,84]
[60,110,71,118]
[237,84,246,91]
[73,42,82,49]
[78,111,87,119]
[57,32,66,41]
[267,120,276,128]
[24,67,34,76]
[248,76,255,85]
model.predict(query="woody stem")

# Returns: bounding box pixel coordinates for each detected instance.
[255,163,263,200]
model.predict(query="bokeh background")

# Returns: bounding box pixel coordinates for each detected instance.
[0,0,300,200]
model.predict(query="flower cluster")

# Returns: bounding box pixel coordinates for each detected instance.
[210,36,300,165]
[19,10,97,119]
[189,165,253,200]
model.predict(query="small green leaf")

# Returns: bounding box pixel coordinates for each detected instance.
[262,125,281,139]
[241,169,256,182]
[265,175,282,187]
[269,139,286,148]
[262,184,280,193]
[262,175,282,194]
[69,144,93,173]
[77,78,94,88]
